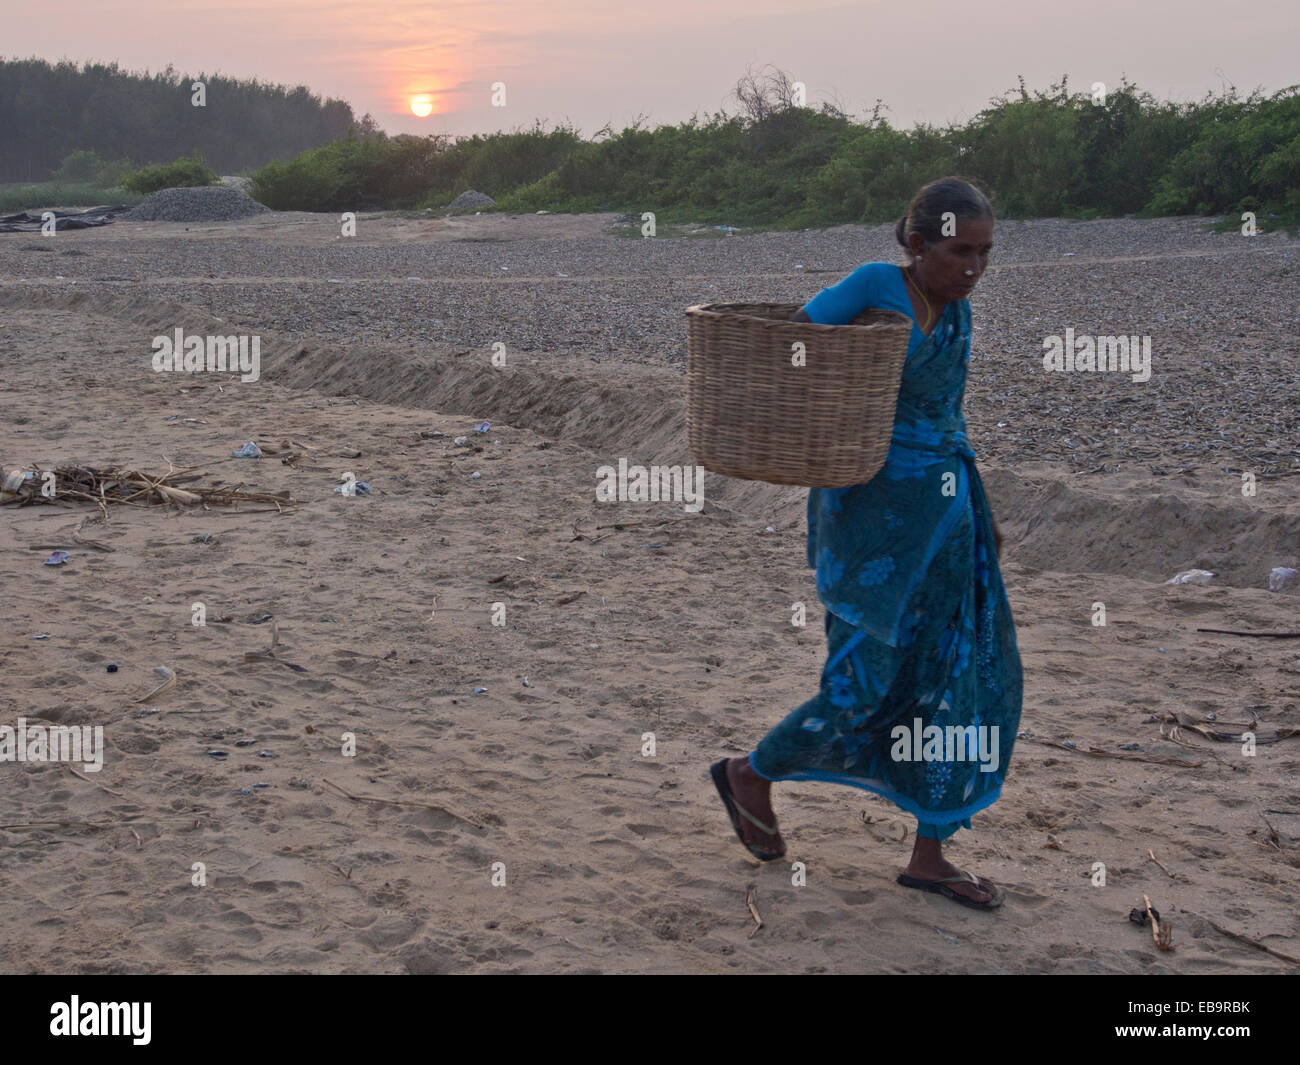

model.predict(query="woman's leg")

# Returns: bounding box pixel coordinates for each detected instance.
[906,819,1000,904]
[721,753,783,855]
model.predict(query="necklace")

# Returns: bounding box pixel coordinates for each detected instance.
[903,265,935,332]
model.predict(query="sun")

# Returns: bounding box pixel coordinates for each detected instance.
[410,94,434,118]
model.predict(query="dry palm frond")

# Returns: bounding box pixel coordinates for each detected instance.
[1,463,294,510]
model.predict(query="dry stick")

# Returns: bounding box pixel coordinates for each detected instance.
[746,886,763,939]
[322,777,483,830]
[130,828,142,850]
[0,815,200,832]
[1195,628,1300,638]
[135,666,177,705]
[1188,913,1300,965]
[1147,849,1174,877]
[594,517,690,531]
[1143,893,1175,951]
[67,765,124,797]
[1028,737,1202,768]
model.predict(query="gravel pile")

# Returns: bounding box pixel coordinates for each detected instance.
[125,185,270,222]
[445,189,496,211]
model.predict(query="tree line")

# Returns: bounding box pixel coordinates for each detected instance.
[0,57,367,182]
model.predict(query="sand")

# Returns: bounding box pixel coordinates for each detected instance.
[0,212,1297,974]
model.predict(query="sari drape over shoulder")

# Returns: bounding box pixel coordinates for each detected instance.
[751,274,1023,834]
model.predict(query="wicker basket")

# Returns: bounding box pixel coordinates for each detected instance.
[685,302,912,487]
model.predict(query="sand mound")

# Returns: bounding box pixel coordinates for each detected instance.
[445,189,496,211]
[125,185,269,222]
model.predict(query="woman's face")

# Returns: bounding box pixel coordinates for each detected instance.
[910,217,994,303]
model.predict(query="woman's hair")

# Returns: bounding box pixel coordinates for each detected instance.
[895,177,993,255]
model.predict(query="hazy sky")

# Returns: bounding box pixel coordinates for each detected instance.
[6,0,1297,136]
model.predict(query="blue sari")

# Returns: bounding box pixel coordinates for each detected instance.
[750,263,1023,840]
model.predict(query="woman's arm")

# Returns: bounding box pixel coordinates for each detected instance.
[792,308,811,322]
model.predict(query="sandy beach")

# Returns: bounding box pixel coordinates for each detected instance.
[0,211,1297,974]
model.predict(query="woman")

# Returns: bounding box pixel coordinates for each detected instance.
[711,177,1022,910]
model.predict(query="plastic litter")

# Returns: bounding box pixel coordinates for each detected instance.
[1269,566,1298,591]
[473,422,491,433]
[335,481,372,495]
[43,550,70,566]
[471,472,481,480]
[1166,569,1214,585]
[472,687,488,694]
[232,441,262,458]
[106,664,118,673]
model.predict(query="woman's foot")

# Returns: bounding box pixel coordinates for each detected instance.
[903,836,1002,907]
[717,756,785,859]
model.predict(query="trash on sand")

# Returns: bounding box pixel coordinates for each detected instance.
[453,437,469,447]
[192,533,215,544]
[32,633,52,640]
[335,481,372,495]
[1166,569,1214,585]
[471,472,481,480]
[1269,567,1298,591]
[473,422,491,433]
[43,551,70,565]
[232,441,263,458]
[136,665,177,704]
[1128,905,1160,927]
[3,470,35,492]
[472,687,488,694]
[106,664,118,673]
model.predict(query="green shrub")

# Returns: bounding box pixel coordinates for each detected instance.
[120,153,219,194]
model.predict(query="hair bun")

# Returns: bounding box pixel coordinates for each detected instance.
[894,214,909,247]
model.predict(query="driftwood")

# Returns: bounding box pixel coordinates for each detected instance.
[1028,738,1203,768]
[2,462,294,511]
[1195,628,1300,638]
[1155,709,1300,745]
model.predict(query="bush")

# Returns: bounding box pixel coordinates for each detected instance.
[232,73,1300,230]
[120,153,219,194]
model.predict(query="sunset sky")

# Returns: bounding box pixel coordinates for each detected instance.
[7,0,1297,136]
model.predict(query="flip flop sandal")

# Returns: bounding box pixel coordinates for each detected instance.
[897,870,1005,911]
[710,759,785,862]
